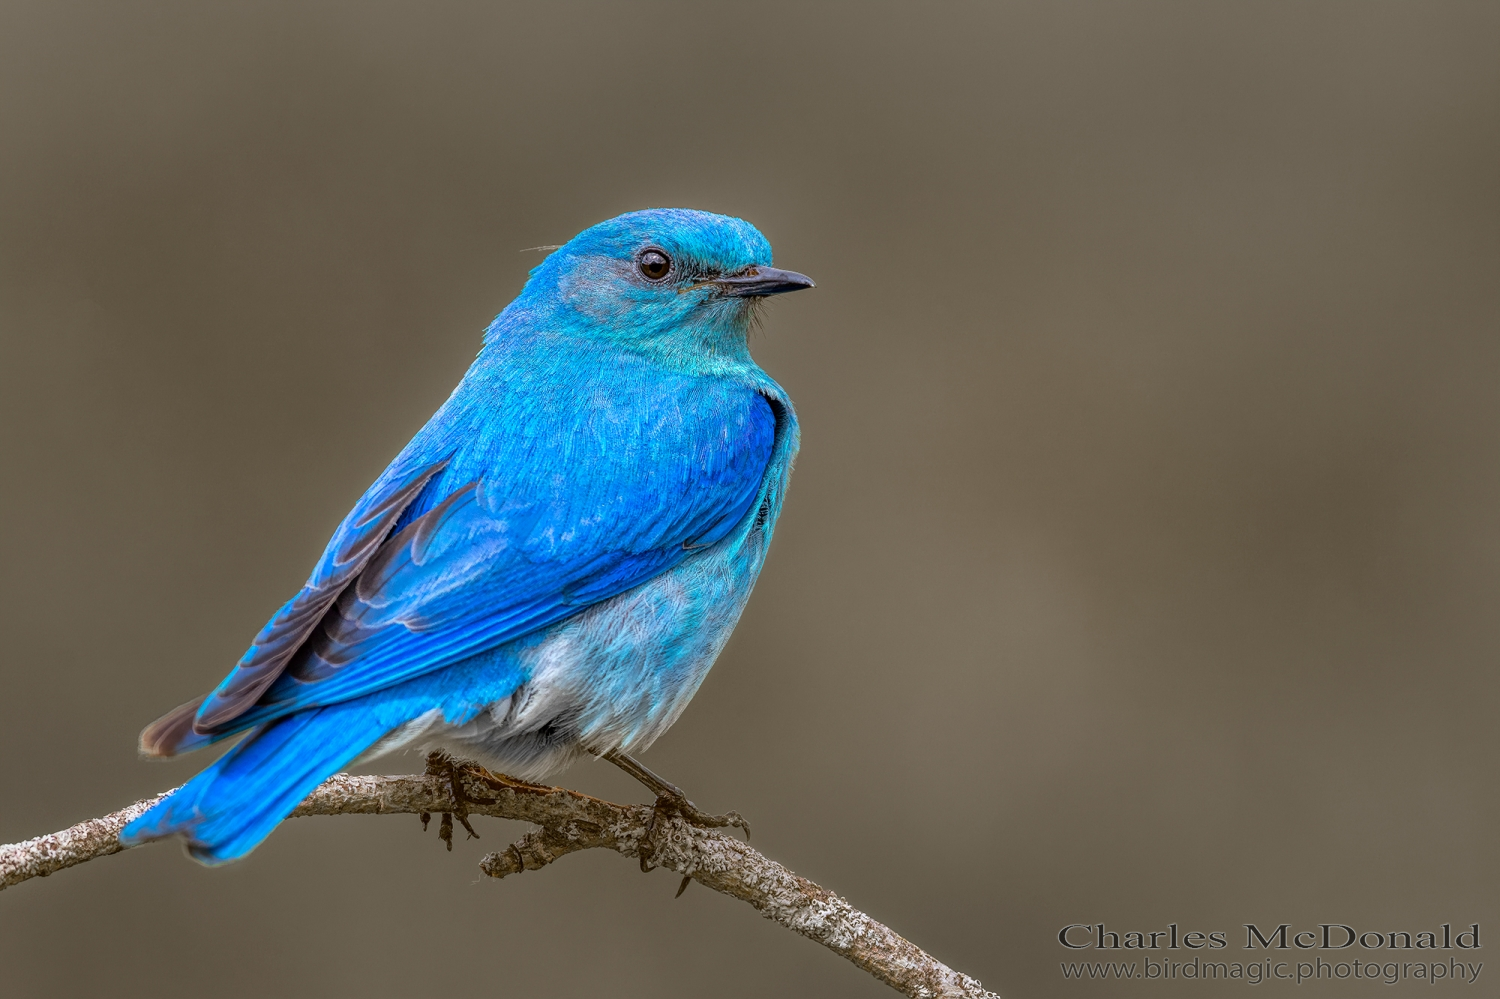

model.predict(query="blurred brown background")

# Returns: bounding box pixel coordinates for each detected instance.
[1,2,1496,996]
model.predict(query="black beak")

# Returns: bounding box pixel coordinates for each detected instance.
[714,265,816,298]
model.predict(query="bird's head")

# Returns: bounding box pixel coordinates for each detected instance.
[503,209,813,364]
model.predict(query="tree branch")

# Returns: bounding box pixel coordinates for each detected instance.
[0,766,999,999]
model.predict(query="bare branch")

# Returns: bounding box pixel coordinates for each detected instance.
[0,788,181,886]
[0,768,999,999]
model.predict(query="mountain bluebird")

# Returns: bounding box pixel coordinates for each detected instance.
[121,208,813,864]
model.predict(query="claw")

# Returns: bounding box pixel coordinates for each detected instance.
[603,749,752,840]
[653,790,750,839]
[598,749,753,876]
[633,787,750,878]
[425,750,482,848]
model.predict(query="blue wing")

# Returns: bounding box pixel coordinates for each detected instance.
[143,359,778,754]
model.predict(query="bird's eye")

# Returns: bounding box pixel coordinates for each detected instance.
[638,249,672,281]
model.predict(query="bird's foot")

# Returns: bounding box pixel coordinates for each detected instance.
[601,749,749,879]
[647,786,750,838]
[641,787,751,882]
[423,750,480,850]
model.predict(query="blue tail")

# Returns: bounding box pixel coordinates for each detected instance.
[121,702,393,864]
[123,644,527,864]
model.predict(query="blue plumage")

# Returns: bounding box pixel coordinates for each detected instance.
[123,209,811,864]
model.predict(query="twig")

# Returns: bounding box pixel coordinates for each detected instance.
[0,767,999,999]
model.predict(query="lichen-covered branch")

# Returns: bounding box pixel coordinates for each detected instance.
[0,788,177,888]
[0,767,999,999]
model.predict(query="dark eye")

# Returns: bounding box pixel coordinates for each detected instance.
[638,249,672,281]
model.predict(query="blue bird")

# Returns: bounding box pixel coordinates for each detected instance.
[121,208,813,864]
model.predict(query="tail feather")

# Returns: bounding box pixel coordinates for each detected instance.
[124,641,527,864]
[121,701,393,864]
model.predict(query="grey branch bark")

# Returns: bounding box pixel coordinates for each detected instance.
[0,766,999,999]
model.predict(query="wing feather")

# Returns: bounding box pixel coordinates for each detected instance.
[189,459,450,733]
[159,372,776,747]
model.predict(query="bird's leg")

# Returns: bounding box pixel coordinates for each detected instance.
[424,750,480,849]
[602,749,751,858]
